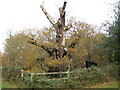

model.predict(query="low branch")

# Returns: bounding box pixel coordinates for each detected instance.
[25,35,55,57]
[69,38,79,48]
[28,40,54,57]
[64,24,72,31]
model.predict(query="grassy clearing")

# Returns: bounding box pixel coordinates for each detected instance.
[1,79,17,88]
[90,81,119,88]
[0,83,12,88]
[0,81,18,88]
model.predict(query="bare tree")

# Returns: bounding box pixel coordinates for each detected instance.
[40,1,72,59]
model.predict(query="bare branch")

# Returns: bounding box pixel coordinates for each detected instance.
[59,2,66,16]
[40,4,55,25]
[24,35,55,57]
[64,24,72,31]
[63,1,67,9]
[59,1,67,26]
[28,39,53,56]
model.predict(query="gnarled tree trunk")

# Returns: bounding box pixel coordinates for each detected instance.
[40,1,72,59]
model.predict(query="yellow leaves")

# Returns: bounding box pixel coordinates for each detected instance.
[45,57,61,67]
[43,42,57,48]
[1,54,7,65]
[79,49,88,57]
[69,48,77,53]
[45,56,71,68]
[24,64,31,69]
[73,21,96,38]
[69,30,106,66]
[31,67,43,73]
[26,69,31,72]
[23,51,38,71]
[60,56,72,64]
[48,59,61,67]
[43,32,49,36]
[25,67,43,73]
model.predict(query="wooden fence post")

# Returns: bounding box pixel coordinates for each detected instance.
[21,70,74,82]
[67,65,70,78]
[30,73,34,82]
[21,70,24,78]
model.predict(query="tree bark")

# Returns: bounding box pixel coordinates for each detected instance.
[40,1,72,59]
[27,38,57,58]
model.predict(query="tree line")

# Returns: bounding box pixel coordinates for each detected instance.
[2,1,119,73]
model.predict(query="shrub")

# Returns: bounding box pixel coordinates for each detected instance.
[3,63,118,88]
[73,63,119,87]
[2,65,21,82]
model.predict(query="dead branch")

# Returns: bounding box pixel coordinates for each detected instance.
[64,24,72,31]
[40,4,55,26]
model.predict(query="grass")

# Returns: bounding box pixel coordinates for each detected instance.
[1,80,119,89]
[90,81,119,88]
[0,79,17,88]
[100,82,119,88]
[0,83,13,88]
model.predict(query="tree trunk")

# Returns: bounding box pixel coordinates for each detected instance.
[40,1,72,59]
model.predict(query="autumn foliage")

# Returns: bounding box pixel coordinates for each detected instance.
[2,21,108,73]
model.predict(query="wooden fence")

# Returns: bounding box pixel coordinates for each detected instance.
[21,70,74,82]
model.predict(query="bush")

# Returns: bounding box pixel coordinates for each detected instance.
[2,65,21,82]
[73,63,119,87]
[3,63,118,88]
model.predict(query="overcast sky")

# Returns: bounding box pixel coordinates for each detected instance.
[0,0,118,52]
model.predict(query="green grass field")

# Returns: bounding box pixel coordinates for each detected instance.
[91,81,119,88]
[99,82,119,88]
[0,83,12,88]
[0,80,17,88]
[0,80,119,88]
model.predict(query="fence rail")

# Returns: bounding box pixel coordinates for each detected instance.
[21,70,72,82]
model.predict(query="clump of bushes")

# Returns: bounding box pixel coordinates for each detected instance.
[72,63,119,87]
[18,63,118,88]
[2,65,21,82]
[2,62,118,88]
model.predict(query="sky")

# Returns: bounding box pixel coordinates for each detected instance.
[0,0,118,53]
